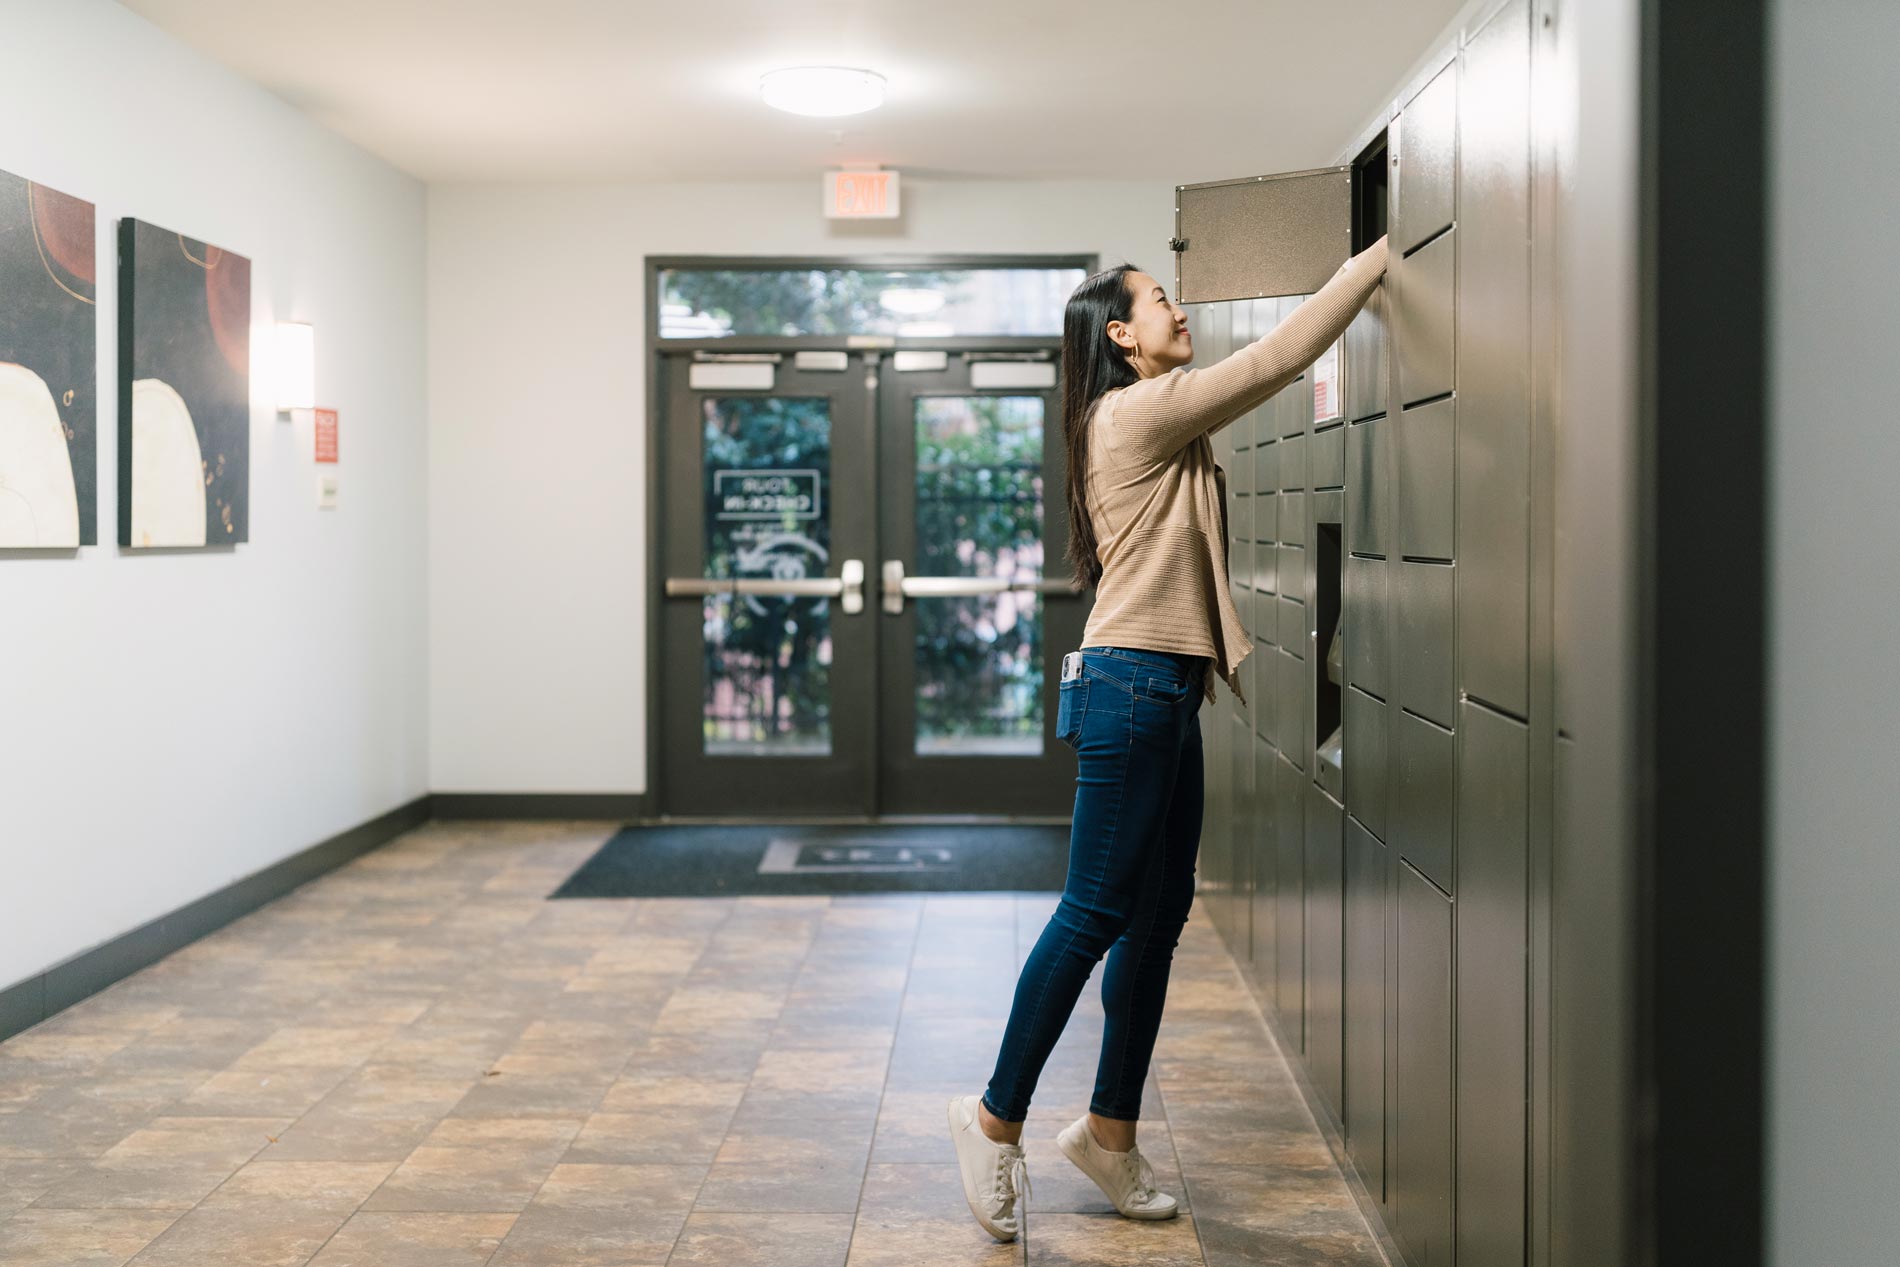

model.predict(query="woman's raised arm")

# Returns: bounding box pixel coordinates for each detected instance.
[1110,236,1389,462]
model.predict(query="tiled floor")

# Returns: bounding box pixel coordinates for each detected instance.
[0,820,1387,1266]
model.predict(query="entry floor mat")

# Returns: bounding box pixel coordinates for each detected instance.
[550,822,1071,898]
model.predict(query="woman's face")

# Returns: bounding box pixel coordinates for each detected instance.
[1108,272,1191,375]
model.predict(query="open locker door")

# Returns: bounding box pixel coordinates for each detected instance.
[1172,166,1354,304]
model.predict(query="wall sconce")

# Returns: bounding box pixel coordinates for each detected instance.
[275,321,315,415]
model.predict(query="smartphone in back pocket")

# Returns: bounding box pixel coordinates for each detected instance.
[1060,650,1082,682]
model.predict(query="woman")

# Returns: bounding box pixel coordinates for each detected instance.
[947,235,1390,1242]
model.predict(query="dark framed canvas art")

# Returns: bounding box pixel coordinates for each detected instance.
[117,217,251,547]
[0,169,95,548]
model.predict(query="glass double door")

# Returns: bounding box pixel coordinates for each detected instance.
[659,350,1089,817]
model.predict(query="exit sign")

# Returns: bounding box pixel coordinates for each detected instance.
[824,169,900,219]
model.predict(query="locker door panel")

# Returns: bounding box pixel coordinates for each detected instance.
[1346,554,1390,702]
[1305,784,1346,1116]
[1345,816,1388,1194]
[1397,560,1457,730]
[1344,287,1389,423]
[1274,753,1306,1032]
[1229,713,1254,952]
[1457,0,1534,719]
[1175,167,1352,304]
[1249,734,1279,980]
[1394,862,1453,1267]
[1457,697,1530,1267]
[1345,686,1390,842]
[1394,62,1459,255]
[1396,228,1457,406]
[1347,417,1391,556]
[1313,424,1346,491]
[1398,395,1457,561]
[1395,709,1456,893]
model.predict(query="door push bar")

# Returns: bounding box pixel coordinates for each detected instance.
[663,558,1080,618]
[665,559,867,614]
[878,560,1080,615]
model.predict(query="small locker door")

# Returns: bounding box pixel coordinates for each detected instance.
[1173,167,1353,304]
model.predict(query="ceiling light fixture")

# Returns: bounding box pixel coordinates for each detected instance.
[760,66,886,117]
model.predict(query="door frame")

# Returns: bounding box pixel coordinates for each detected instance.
[642,253,1097,821]
[872,361,1089,816]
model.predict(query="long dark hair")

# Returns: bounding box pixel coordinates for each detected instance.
[1060,264,1141,590]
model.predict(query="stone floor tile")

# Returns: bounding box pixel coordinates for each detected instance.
[712,1117,875,1168]
[98,1115,288,1166]
[668,1210,855,1267]
[595,1073,748,1112]
[0,1208,179,1266]
[124,1206,349,1267]
[254,1108,439,1162]
[306,1211,518,1267]
[1022,1211,1206,1266]
[27,1158,242,1211]
[0,1158,83,1218]
[359,1144,565,1213]
[168,1064,354,1117]
[1181,1163,1384,1266]
[486,1163,703,1267]
[692,1158,867,1213]
[843,1214,1022,1267]
[564,1109,733,1165]
[197,1159,397,1213]
[231,1025,405,1071]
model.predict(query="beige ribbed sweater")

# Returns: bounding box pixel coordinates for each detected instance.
[1078,237,1389,705]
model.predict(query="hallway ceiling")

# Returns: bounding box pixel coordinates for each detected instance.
[116,0,1466,184]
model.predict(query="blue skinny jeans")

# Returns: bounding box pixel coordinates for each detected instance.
[982,644,1208,1123]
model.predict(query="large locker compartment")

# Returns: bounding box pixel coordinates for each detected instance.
[1174,2,1538,1263]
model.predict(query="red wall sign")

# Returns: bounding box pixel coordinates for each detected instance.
[314,408,338,463]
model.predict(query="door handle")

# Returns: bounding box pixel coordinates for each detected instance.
[879,559,1078,615]
[666,558,867,614]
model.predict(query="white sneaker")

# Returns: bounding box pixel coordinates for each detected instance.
[1055,1114,1179,1220]
[947,1093,1030,1242]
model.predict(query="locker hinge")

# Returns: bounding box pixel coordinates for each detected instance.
[1168,237,1189,253]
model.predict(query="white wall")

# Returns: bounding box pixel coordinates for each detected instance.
[0,0,428,990]
[1766,1,1900,1261]
[427,178,1169,793]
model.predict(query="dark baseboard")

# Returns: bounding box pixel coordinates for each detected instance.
[429,792,650,820]
[0,795,431,1044]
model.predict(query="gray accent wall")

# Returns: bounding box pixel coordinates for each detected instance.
[1766,0,1900,1261]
